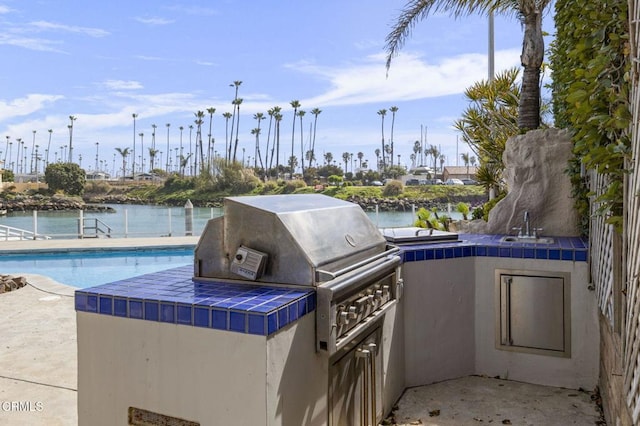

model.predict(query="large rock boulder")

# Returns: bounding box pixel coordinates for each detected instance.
[478,128,579,236]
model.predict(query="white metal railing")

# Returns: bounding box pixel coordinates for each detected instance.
[0,205,211,240]
[78,217,112,239]
[0,224,50,241]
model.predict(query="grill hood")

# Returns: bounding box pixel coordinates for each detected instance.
[194,194,387,286]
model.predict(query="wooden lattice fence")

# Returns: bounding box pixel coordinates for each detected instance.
[590,173,618,328]
[621,0,640,421]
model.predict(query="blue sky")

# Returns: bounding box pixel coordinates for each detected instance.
[0,1,553,176]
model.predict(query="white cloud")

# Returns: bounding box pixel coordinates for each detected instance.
[195,60,216,66]
[135,55,169,62]
[286,48,521,107]
[135,17,174,26]
[0,94,64,121]
[29,21,109,38]
[0,5,13,14]
[0,33,66,52]
[103,80,144,90]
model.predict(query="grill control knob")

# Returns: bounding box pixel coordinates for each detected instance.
[348,305,358,319]
[338,310,349,325]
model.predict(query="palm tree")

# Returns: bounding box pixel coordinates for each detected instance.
[289,100,301,178]
[357,151,364,169]
[206,107,216,167]
[68,115,77,163]
[30,130,36,173]
[231,98,243,162]
[46,130,52,167]
[222,112,232,163]
[389,106,398,167]
[342,152,350,174]
[297,109,306,176]
[310,108,322,169]
[413,140,421,166]
[324,152,333,166]
[131,114,137,173]
[194,111,205,172]
[148,147,159,171]
[377,109,387,171]
[270,106,283,172]
[425,144,440,177]
[274,110,283,174]
[385,0,550,130]
[179,154,191,177]
[138,133,144,172]
[461,152,470,177]
[163,123,170,173]
[253,112,265,169]
[188,125,194,175]
[265,108,275,171]
[115,147,130,182]
[15,138,22,173]
[228,81,242,161]
[374,148,381,171]
[251,128,263,172]
[151,124,157,152]
[288,155,298,176]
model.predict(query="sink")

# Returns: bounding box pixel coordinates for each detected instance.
[500,236,555,244]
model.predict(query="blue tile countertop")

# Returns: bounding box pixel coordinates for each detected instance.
[75,265,316,337]
[400,233,588,263]
[75,234,586,336]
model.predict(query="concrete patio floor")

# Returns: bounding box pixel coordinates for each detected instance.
[385,375,604,425]
[0,238,605,425]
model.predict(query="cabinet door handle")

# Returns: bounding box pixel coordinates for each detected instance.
[501,276,512,346]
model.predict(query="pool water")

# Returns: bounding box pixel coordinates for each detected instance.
[0,248,194,289]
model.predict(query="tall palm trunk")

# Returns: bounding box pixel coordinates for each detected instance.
[517,8,544,130]
[232,101,242,162]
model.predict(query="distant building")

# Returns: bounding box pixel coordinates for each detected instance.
[443,166,478,181]
[86,172,111,180]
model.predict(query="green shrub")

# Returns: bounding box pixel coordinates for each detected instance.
[85,180,112,195]
[44,162,86,196]
[281,180,307,194]
[259,181,278,194]
[482,193,506,222]
[382,180,403,197]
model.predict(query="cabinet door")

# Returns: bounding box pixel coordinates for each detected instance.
[497,270,571,357]
[329,327,383,426]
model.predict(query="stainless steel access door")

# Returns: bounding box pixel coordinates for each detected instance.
[329,325,383,426]
[496,269,571,358]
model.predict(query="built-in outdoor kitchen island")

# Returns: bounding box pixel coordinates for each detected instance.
[75,194,598,426]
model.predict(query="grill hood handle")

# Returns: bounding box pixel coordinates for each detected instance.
[315,246,400,282]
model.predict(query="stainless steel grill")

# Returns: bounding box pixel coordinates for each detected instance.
[194,194,402,425]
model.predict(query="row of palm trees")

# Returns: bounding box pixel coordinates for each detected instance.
[113,83,326,181]
[2,123,69,176]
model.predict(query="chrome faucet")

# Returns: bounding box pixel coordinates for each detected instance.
[524,211,530,238]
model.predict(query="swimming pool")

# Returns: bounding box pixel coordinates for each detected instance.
[0,247,194,289]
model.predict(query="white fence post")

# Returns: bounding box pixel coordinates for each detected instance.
[79,210,84,239]
[32,210,38,240]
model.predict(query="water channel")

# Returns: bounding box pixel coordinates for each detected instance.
[0,204,461,239]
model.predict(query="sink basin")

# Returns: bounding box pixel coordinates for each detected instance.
[500,236,555,244]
